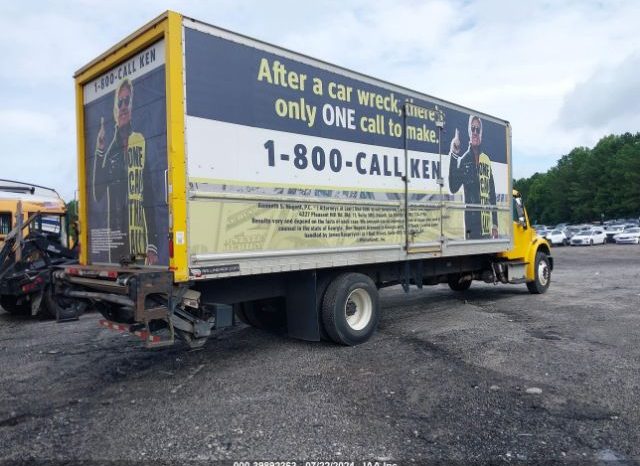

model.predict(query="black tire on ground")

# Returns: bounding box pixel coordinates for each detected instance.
[447,274,472,291]
[526,251,551,294]
[235,297,287,332]
[314,274,335,342]
[233,304,251,325]
[44,287,87,319]
[0,295,30,316]
[321,273,379,346]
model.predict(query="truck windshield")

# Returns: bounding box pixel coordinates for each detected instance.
[0,212,10,235]
[30,214,63,236]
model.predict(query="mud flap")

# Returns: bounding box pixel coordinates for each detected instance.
[30,291,44,317]
[285,270,321,341]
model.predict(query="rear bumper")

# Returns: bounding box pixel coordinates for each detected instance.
[53,265,174,324]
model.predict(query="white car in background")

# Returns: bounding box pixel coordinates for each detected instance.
[604,225,625,243]
[570,229,607,246]
[535,227,550,238]
[614,227,640,245]
[546,229,569,246]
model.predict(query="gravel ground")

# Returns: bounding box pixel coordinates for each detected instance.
[1,244,639,464]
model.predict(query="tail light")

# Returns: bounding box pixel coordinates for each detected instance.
[21,275,44,293]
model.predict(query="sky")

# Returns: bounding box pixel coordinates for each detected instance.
[0,0,638,201]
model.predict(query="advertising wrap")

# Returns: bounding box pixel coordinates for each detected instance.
[184,26,510,258]
[83,40,169,265]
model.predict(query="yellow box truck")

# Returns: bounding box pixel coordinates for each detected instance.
[54,11,552,348]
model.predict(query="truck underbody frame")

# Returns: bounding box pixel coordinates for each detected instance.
[54,252,541,348]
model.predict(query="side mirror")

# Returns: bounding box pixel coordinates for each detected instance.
[514,197,527,229]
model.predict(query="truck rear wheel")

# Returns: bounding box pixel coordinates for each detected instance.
[0,295,30,316]
[235,297,287,333]
[448,274,472,291]
[321,273,379,346]
[527,251,551,294]
[44,287,87,320]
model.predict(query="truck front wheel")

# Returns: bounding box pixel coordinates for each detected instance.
[526,251,551,294]
[321,273,379,346]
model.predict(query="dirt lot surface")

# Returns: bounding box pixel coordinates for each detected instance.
[1,244,639,464]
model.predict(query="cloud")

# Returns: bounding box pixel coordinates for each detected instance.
[1,0,640,199]
[557,52,640,131]
[0,110,62,139]
[0,13,96,85]
[282,0,457,75]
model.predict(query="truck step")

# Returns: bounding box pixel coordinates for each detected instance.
[98,319,174,348]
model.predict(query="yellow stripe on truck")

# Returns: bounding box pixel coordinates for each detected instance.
[165,11,189,282]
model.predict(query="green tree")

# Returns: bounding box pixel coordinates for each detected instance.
[516,133,640,225]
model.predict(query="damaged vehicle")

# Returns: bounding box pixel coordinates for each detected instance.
[0,181,82,320]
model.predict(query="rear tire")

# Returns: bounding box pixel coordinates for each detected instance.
[234,304,251,325]
[448,274,472,291]
[44,287,87,320]
[527,251,551,294]
[235,297,287,333]
[0,295,30,315]
[321,273,379,346]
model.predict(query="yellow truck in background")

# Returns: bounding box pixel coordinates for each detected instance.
[0,180,80,318]
[54,11,552,348]
[0,180,68,247]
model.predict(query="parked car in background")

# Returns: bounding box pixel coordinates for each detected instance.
[546,229,569,246]
[570,229,607,246]
[565,226,581,239]
[532,224,549,232]
[566,225,591,239]
[535,226,550,238]
[613,227,640,245]
[604,225,625,243]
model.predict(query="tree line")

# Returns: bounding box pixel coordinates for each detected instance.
[514,132,640,225]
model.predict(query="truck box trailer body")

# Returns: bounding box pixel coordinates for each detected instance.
[58,11,552,347]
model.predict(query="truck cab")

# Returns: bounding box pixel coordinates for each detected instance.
[0,180,69,247]
[498,189,553,293]
[0,180,78,317]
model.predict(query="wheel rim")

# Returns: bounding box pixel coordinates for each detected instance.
[538,260,550,287]
[344,288,373,331]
